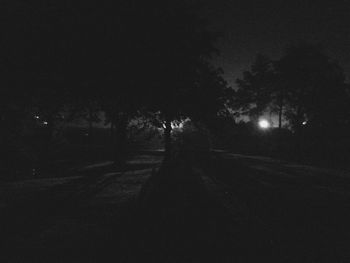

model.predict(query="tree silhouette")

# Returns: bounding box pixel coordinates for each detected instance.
[185,63,230,126]
[1,0,229,165]
[0,55,28,149]
[275,43,350,132]
[140,2,222,157]
[0,1,71,153]
[235,54,275,123]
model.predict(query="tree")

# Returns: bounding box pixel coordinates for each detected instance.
[275,43,350,132]
[0,55,28,149]
[235,54,275,123]
[140,2,223,157]
[99,1,149,164]
[1,0,230,165]
[0,1,72,153]
[185,64,230,126]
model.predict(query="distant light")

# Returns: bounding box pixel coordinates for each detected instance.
[34,115,40,119]
[43,121,48,125]
[302,121,307,125]
[162,120,185,130]
[258,119,270,129]
[171,121,184,129]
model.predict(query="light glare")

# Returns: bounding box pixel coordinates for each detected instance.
[258,119,270,129]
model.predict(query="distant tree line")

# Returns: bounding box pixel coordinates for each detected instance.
[232,43,350,167]
[0,0,230,170]
[2,1,349,174]
[235,43,350,132]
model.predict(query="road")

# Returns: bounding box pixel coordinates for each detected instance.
[1,151,350,262]
[0,153,163,262]
[207,151,350,262]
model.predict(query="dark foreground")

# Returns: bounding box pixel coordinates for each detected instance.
[1,151,350,262]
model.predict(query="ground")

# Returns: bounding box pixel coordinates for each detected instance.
[1,150,350,262]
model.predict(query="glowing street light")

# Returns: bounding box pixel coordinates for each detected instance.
[258,119,270,129]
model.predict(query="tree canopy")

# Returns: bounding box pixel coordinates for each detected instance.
[0,0,230,162]
[234,44,350,131]
[235,54,275,122]
[276,43,350,130]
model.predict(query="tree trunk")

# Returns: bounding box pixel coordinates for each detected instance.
[164,118,172,159]
[0,113,5,146]
[110,119,115,142]
[46,115,54,143]
[110,118,116,160]
[278,102,283,129]
[88,107,93,144]
[44,114,55,164]
[114,113,128,166]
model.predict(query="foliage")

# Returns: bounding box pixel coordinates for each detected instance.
[276,43,350,130]
[235,44,350,131]
[235,54,275,121]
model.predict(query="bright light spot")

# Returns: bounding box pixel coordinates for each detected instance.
[34,115,40,119]
[171,121,184,129]
[258,119,270,129]
[162,120,186,129]
[43,121,48,125]
[302,121,307,125]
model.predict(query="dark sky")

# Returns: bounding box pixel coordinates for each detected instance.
[199,0,350,88]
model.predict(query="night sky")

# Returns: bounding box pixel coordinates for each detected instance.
[199,0,350,88]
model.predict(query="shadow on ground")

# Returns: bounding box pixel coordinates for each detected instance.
[2,151,350,262]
